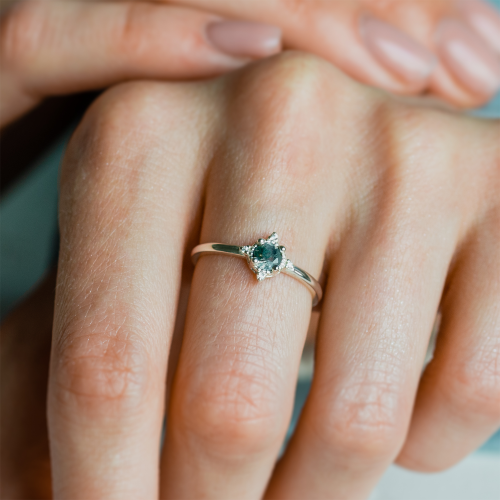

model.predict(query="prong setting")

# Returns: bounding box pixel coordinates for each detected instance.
[269,232,279,244]
[239,245,251,256]
[192,235,321,306]
[242,233,291,281]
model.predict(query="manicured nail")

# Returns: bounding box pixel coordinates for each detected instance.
[206,20,281,59]
[436,18,500,96]
[460,0,500,53]
[359,15,437,85]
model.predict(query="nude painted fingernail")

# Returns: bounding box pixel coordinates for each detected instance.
[360,15,437,85]
[436,18,500,96]
[460,0,500,53]
[206,20,281,59]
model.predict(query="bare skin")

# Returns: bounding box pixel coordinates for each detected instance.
[0,0,281,126]
[2,52,499,499]
[1,1,499,498]
[170,0,500,106]
[2,0,500,128]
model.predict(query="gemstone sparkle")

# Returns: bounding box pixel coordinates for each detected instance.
[252,243,282,272]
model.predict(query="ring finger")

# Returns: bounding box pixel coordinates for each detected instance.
[160,61,340,499]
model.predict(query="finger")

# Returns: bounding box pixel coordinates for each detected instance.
[160,56,340,500]
[47,81,213,498]
[1,270,55,499]
[429,15,500,109]
[0,0,281,125]
[169,0,436,93]
[169,0,500,108]
[397,212,500,471]
[266,110,461,499]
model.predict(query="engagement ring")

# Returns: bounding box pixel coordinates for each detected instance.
[191,232,322,306]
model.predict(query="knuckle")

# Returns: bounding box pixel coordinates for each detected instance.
[52,327,153,419]
[444,351,500,420]
[311,378,407,461]
[80,81,166,146]
[237,52,347,126]
[59,79,203,247]
[0,0,47,71]
[176,362,284,457]
[262,50,331,95]
[66,78,196,166]
[225,52,364,202]
[61,81,171,188]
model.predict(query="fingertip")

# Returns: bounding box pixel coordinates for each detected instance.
[428,62,497,109]
[205,20,282,59]
[434,18,500,99]
[359,14,437,88]
[460,0,500,54]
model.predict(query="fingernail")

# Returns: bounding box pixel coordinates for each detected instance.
[359,15,437,85]
[206,20,281,59]
[460,0,500,53]
[436,18,500,96]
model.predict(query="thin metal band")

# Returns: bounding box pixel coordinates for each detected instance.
[191,243,322,307]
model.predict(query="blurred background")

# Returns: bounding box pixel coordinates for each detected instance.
[1,1,500,498]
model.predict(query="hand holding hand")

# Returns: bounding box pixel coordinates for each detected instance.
[0,0,281,126]
[2,0,500,130]
[29,53,498,499]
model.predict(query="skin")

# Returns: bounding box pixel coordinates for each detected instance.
[1,0,500,128]
[2,52,499,499]
[0,0,279,126]
[170,0,500,107]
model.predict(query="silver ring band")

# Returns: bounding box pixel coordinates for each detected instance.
[191,233,322,307]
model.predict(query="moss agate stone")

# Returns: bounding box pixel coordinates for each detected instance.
[253,243,282,272]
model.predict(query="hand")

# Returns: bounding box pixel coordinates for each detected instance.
[0,0,282,126]
[169,0,500,107]
[2,0,500,129]
[30,52,499,498]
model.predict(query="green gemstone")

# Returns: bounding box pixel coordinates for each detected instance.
[253,243,282,272]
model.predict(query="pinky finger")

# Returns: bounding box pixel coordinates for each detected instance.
[397,214,500,472]
[0,0,281,125]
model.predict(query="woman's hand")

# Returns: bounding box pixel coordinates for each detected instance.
[2,0,500,129]
[29,52,498,499]
[169,0,500,108]
[0,0,281,126]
